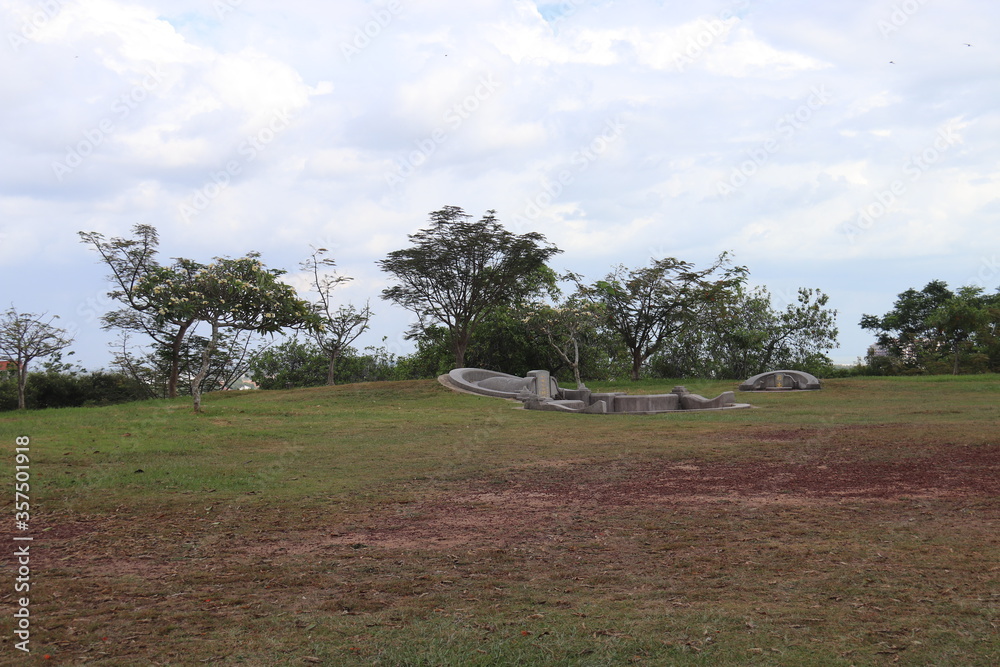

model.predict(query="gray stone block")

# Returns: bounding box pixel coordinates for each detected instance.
[612,394,680,413]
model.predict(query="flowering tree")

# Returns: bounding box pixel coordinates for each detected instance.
[139,254,320,411]
[80,225,198,398]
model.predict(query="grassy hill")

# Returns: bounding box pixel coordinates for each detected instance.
[2,376,998,664]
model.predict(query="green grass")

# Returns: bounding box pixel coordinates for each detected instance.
[1,376,997,665]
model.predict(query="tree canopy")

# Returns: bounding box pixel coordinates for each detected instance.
[577,254,746,380]
[138,253,320,411]
[80,224,197,398]
[861,280,1000,374]
[0,307,74,409]
[378,206,561,368]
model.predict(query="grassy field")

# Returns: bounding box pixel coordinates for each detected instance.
[0,375,997,665]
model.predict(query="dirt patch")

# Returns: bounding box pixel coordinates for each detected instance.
[325,443,1000,550]
[28,444,999,564]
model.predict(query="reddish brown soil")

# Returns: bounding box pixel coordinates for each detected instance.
[24,443,1000,564]
[318,442,1000,551]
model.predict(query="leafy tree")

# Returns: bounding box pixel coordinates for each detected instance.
[654,284,838,379]
[528,295,603,388]
[578,254,745,381]
[250,337,423,388]
[0,368,149,411]
[751,286,838,374]
[398,325,456,379]
[979,292,1000,372]
[139,254,320,411]
[378,206,562,368]
[860,280,954,371]
[250,337,329,389]
[860,281,1000,374]
[301,247,373,385]
[927,286,991,375]
[110,328,263,398]
[0,307,74,409]
[79,224,199,398]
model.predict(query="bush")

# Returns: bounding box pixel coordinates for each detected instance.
[0,370,150,411]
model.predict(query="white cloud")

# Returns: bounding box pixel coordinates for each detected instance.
[2,0,999,368]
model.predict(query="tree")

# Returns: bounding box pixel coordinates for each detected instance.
[0,307,74,409]
[578,254,745,381]
[301,247,372,385]
[529,294,603,389]
[758,287,839,372]
[79,225,196,398]
[250,337,329,389]
[110,328,264,398]
[860,280,1000,374]
[860,280,954,371]
[378,206,562,368]
[139,254,320,411]
[927,286,990,375]
[654,284,838,379]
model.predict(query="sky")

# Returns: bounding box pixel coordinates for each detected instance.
[2,0,999,371]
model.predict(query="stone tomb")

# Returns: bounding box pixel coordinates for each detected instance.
[738,370,821,391]
[442,368,751,414]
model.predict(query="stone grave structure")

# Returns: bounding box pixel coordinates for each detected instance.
[441,368,751,414]
[738,369,821,391]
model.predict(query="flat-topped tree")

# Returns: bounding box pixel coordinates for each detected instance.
[579,254,746,381]
[378,206,562,369]
[140,254,320,412]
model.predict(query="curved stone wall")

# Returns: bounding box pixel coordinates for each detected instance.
[441,368,751,414]
[738,370,821,391]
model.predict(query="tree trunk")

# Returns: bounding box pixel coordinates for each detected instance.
[167,322,191,399]
[571,337,584,389]
[953,343,960,375]
[16,362,27,410]
[191,322,220,413]
[452,332,468,369]
[630,354,642,381]
[326,350,339,385]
